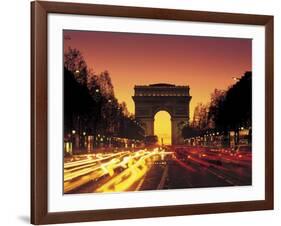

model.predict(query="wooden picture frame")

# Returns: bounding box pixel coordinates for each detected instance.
[31,1,274,224]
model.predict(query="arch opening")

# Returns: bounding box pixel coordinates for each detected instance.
[154,111,171,145]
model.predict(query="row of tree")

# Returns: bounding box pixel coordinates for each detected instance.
[183,71,252,145]
[64,47,144,149]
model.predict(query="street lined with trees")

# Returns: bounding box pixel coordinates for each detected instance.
[64,47,144,155]
[182,71,252,147]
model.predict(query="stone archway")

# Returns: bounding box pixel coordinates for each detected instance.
[132,83,192,145]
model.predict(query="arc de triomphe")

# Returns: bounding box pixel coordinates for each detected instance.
[132,83,192,145]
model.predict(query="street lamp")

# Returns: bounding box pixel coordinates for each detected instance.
[232,77,241,81]
[71,130,76,154]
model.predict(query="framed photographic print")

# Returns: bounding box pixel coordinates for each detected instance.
[31,1,274,225]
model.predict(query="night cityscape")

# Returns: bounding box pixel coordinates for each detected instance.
[63,30,252,194]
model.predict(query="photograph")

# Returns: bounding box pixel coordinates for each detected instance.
[63,30,252,194]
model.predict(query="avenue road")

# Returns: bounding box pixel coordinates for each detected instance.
[64,145,252,194]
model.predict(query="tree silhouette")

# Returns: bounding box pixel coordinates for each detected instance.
[182,71,252,146]
[64,47,145,153]
[64,47,88,85]
[192,103,209,129]
[208,89,226,129]
[211,72,252,132]
[213,71,252,144]
[64,67,94,152]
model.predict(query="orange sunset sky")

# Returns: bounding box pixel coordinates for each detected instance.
[64,30,251,143]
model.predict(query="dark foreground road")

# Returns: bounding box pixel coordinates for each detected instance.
[64,146,252,194]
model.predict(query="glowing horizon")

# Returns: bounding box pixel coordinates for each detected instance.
[63,30,252,121]
[154,111,172,145]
